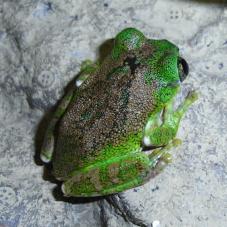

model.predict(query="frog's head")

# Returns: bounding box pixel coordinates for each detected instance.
[145,38,189,106]
[112,27,189,106]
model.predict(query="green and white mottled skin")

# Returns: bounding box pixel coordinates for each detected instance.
[40,28,198,197]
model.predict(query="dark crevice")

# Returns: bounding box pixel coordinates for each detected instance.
[142,144,164,152]
[98,200,109,227]
[123,55,141,75]
[105,194,149,227]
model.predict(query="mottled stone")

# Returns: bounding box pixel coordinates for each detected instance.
[0,0,227,226]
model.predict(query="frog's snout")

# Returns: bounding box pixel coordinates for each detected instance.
[178,57,189,82]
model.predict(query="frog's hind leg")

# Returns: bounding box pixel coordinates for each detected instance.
[40,89,74,163]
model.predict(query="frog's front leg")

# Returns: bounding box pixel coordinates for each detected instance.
[75,60,99,87]
[144,90,198,148]
[40,60,98,163]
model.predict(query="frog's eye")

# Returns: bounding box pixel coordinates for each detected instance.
[178,57,189,82]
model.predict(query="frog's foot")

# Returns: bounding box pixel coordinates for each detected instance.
[176,90,198,117]
[144,90,198,148]
[146,138,182,174]
[75,60,99,87]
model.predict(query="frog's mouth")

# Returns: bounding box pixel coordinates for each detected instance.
[178,57,189,82]
[142,144,164,152]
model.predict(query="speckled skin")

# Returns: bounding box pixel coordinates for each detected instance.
[41,28,197,197]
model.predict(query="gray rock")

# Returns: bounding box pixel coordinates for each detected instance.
[0,0,227,226]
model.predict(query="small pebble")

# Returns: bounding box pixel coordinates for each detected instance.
[152,220,160,227]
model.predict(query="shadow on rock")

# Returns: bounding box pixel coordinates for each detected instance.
[34,78,76,166]
[52,184,107,204]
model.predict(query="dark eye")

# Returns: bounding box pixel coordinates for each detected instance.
[178,57,189,82]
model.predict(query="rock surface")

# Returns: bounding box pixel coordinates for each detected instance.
[0,0,227,226]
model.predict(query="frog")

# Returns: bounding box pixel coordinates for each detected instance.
[40,28,198,197]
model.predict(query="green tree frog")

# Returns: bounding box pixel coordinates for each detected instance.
[40,28,198,197]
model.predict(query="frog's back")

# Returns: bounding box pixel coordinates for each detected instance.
[52,46,158,179]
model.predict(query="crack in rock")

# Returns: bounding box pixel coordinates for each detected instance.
[104,194,149,227]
